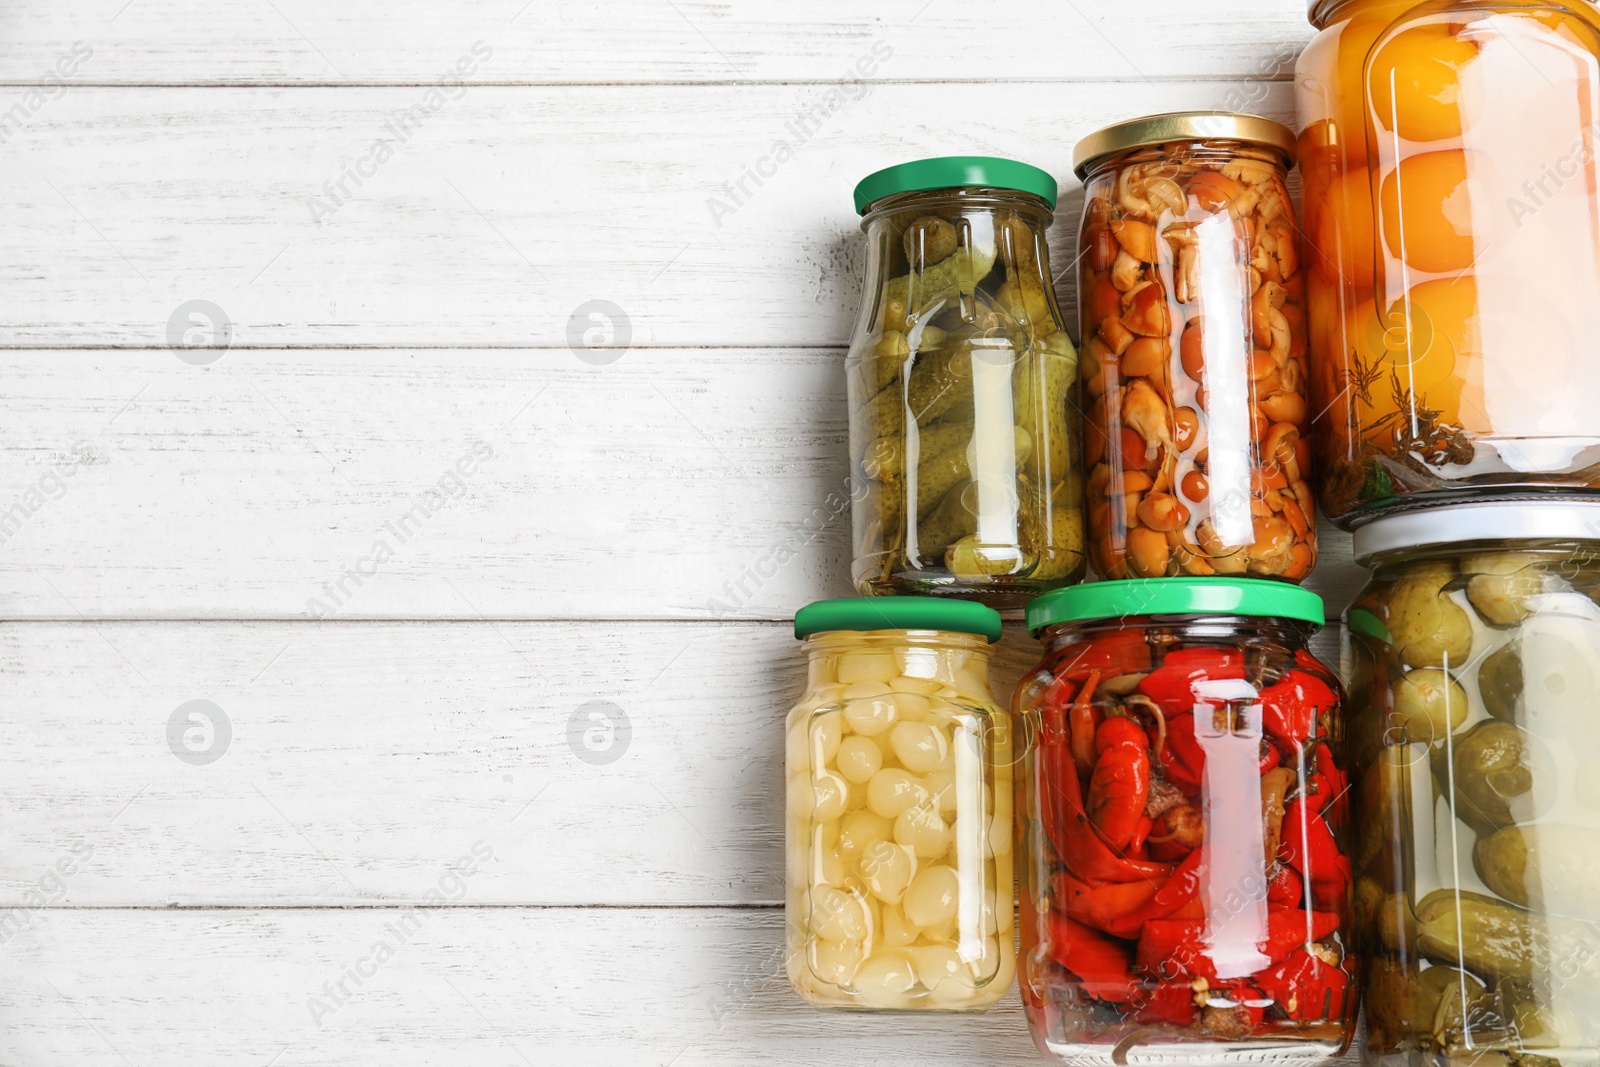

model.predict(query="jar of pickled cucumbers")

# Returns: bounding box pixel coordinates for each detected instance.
[848,158,1085,609]
[1016,579,1357,1063]
[1074,114,1317,583]
[1347,501,1600,1066]
[785,597,1015,1010]
[1298,1,1600,523]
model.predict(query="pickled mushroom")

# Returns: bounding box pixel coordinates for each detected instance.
[1475,823,1600,920]
[1381,562,1474,668]
[1463,552,1548,627]
[1392,667,1469,743]
[1433,720,1554,832]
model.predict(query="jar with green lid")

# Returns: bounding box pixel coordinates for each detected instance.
[1346,501,1600,1066]
[848,157,1085,609]
[785,596,1015,1010]
[1015,578,1356,1063]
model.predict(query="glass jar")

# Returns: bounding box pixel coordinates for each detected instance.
[848,157,1085,609]
[1346,501,1600,1066]
[1016,579,1357,1063]
[1074,114,1317,583]
[1297,0,1600,523]
[785,597,1015,1010]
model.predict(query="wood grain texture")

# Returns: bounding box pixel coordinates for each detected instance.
[0,350,1361,620]
[0,82,1291,348]
[0,1,1309,85]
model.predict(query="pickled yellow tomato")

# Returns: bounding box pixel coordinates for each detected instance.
[867,768,928,818]
[903,865,960,928]
[859,839,915,903]
[810,885,870,941]
[890,720,951,773]
[1380,150,1476,274]
[893,801,951,858]
[808,936,865,987]
[835,735,883,783]
[842,682,899,736]
[1368,24,1478,143]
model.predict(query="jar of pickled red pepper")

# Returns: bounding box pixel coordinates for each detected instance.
[1298,1,1600,523]
[1015,579,1356,1061]
[1074,114,1317,583]
[1346,501,1600,1065]
[786,597,1015,1010]
[848,158,1085,608]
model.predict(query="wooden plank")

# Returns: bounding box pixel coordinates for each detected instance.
[0,350,1357,619]
[0,605,1358,908]
[0,1,1310,85]
[0,81,1293,348]
[0,907,1365,1067]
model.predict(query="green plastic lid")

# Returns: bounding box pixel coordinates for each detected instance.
[853,156,1059,214]
[795,596,1004,643]
[1025,578,1325,634]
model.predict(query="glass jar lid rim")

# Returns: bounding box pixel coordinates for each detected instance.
[852,156,1058,215]
[1073,111,1296,179]
[1353,499,1600,563]
[1025,577,1324,633]
[795,596,1004,643]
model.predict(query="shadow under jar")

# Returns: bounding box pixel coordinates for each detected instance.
[848,157,1086,609]
[1075,113,1317,582]
[785,598,1015,1011]
[1344,501,1600,1067]
[1015,579,1357,1065]
[1297,0,1600,523]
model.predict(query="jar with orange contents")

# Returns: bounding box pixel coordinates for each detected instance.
[1074,114,1317,583]
[1298,0,1600,523]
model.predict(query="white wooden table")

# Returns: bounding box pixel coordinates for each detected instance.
[0,2,1369,1063]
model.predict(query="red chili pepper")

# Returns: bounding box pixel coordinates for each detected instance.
[1046,912,1141,1004]
[1280,797,1350,888]
[1159,714,1205,793]
[1252,949,1349,1022]
[1070,671,1104,777]
[1266,865,1304,908]
[1088,716,1151,850]
[1052,872,1161,934]
[1259,669,1337,749]
[1134,980,1197,1026]
[1099,848,1204,938]
[1136,909,1341,983]
[1129,814,1154,852]
[1042,721,1173,885]
[1136,648,1245,714]
[1055,629,1152,681]
[1316,744,1348,808]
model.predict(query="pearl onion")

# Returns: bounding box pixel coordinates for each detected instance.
[893,803,950,858]
[842,684,898,737]
[811,711,843,764]
[810,771,850,822]
[866,769,927,818]
[908,944,966,992]
[890,676,943,695]
[890,721,950,774]
[836,810,891,856]
[880,902,917,948]
[858,839,914,904]
[892,693,932,722]
[951,669,991,700]
[921,765,958,815]
[850,951,917,1008]
[903,866,960,928]
[810,886,869,941]
[835,736,882,784]
[809,848,846,888]
[808,937,865,987]
[837,651,898,685]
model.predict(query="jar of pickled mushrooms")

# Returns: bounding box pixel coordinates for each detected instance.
[1015,578,1356,1063]
[786,596,1015,1010]
[1299,0,1600,522]
[1074,113,1316,582]
[848,157,1085,609]
[1347,501,1600,1066]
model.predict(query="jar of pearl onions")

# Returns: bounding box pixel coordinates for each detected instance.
[786,596,1016,1011]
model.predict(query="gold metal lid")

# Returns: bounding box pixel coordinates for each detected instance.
[1073,111,1297,179]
